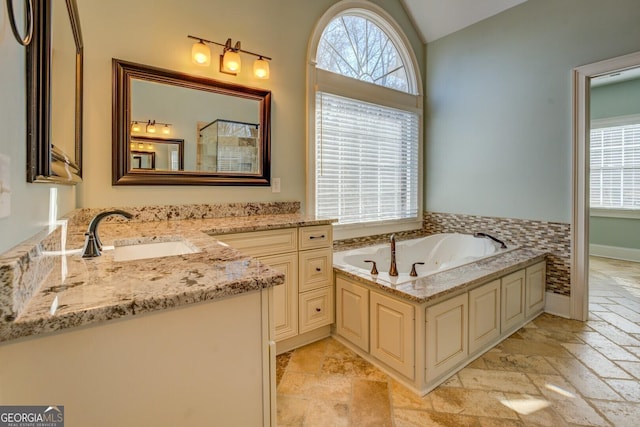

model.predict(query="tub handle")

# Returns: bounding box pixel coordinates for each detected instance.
[410,262,425,277]
[364,260,379,275]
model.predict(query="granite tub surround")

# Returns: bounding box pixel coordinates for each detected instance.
[334,246,546,304]
[0,202,335,343]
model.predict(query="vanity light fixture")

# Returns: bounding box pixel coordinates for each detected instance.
[162,124,171,135]
[146,120,157,133]
[131,121,142,133]
[187,35,272,79]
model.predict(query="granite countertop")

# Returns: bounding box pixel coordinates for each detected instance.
[334,247,547,304]
[0,213,335,343]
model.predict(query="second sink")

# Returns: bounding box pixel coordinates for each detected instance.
[113,240,199,262]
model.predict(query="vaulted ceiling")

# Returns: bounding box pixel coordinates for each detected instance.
[402,0,527,42]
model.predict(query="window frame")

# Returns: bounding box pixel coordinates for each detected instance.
[589,113,640,218]
[306,0,423,239]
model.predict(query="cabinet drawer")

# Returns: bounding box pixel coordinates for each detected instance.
[218,228,297,257]
[299,225,333,250]
[298,248,333,292]
[299,287,334,334]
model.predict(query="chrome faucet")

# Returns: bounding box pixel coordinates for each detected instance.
[389,234,399,276]
[81,210,133,258]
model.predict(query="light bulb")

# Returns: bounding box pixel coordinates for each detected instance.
[223,50,241,73]
[146,120,156,133]
[253,57,270,79]
[162,125,171,135]
[192,41,211,66]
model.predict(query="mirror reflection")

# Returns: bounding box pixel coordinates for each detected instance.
[113,59,271,186]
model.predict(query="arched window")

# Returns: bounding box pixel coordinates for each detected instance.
[308,1,422,237]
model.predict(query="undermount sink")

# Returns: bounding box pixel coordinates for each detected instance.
[113,240,199,262]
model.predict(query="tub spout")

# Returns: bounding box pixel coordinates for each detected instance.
[389,234,399,276]
[473,232,507,249]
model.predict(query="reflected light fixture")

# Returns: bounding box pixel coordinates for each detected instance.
[131,121,141,132]
[162,124,171,135]
[191,39,211,66]
[132,120,171,136]
[146,120,156,133]
[187,35,272,79]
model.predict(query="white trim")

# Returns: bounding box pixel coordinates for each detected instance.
[590,208,640,219]
[572,50,640,321]
[544,291,571,319]
[333,219,423,240]
[591,113,640,129]
[590,244,640,263]
[305,0,424,231]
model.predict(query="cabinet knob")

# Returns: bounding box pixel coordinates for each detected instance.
[315,307,322,312]
[315,267,322,272]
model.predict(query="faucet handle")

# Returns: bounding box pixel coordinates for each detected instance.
[364,260,379,275]
[81,232,102,258]
[410,262,425,277]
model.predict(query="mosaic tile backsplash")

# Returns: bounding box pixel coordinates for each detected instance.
[423,211,571,296]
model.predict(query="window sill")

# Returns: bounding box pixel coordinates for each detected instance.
[590,208,640,219]
[333,218,423,240]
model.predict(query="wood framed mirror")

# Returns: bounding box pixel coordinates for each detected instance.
[26,0,83,184]
[112,59,271,185]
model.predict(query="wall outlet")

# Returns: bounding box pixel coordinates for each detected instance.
[272,177,281,193]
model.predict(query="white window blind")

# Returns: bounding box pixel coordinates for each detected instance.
[590,122,640,209]
[315,91,419,224]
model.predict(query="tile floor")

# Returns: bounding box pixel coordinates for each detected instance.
[276,257,640,426]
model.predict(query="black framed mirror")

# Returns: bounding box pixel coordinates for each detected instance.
[112,59,271,186]
[26,0,83,184]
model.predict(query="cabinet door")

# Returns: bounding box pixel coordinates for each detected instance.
[426,293,468,382]
[299,248,333,292]
[370,291,415,379]
[218,228,297,257]
[525,262,546,318]
[468,280,500,355]
[299,225,333,250]
[336,277,369,351]
[299,287,333,334]
[501,269,525,333]
[260,253,299,342]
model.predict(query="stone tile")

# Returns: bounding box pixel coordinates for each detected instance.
[617,360,640,379]
[457,368,539,394]
[351,379,393,426]
[624,346,640,358]
[544,357,622,400]
[499,393,566,427]
[512,324,584,344]
[548,396,610,426]
[276,350,293,386]
[478,351,558,374]
[440,373,463,387]
[588,303,610,312]
[394,408,481,427]
[605,378,640,402]
[276,395,307,426]
[560,343,633,379]
[429,388,519,419]
[578,331,639,361]
[495,337,573,358]
[591,400,640,427]
[305,400,350,427]
[277,371,352,402]
[390,379,432,410]
[322,354,388,381]
[596,312,640,334]
[584,321,640,346]
[607,303,640,322]
[477,417,525,427]
[286,341,326,374]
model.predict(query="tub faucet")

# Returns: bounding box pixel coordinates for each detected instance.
[473,232,507,249]
[389,234,399,276]
[81,210,133,258]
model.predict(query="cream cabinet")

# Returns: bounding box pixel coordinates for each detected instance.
[426,293,467,382]
[468,279,501,355]
[336,277,369,351]
[501,269,526,333]
[219,224,333,349]
[525,262,546,318]
[371,291,415,379]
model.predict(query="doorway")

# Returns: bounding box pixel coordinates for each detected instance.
[572,50,640,321]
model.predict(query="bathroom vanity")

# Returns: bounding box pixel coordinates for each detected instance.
[0,207,335,426]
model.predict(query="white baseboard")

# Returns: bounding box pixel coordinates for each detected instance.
[590,244,640,262]
[544,291,571,318]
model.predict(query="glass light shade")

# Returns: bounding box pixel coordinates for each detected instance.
[131,121,141,132]
[147,144,153,150]
[223,50,241,73]
[253,58,270,79]
[146,122,156,133]
[192,41,211,66]
[162,125,171,135]
[138,143,144,149]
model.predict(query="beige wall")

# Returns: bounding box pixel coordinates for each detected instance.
[0,5,76,254]
[77,0,425,209]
